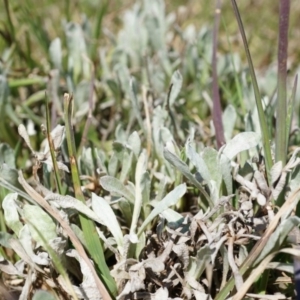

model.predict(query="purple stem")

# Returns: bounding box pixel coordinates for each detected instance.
[275,0,290,164]
[212,0,225,149]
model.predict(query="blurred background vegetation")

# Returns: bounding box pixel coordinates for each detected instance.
[1,0,300,70]
[1,0,300,164]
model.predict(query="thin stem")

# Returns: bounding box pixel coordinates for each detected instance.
[222,17,246,115]
[212,0,225,149]
[63,93,117,296]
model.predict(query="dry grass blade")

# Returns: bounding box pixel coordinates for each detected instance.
[232,252,276,300]
[245,186,300,265]
[233,247,300,300]
[215,186,300,299]
[17,171,113,300]
[245,293,286,299]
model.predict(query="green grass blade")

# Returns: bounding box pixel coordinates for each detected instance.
[90,0,108,61]
[3,0,15,40]
[8,77,46,88]
[231,0,273,184]
[63,93,117,296]
[163,148,213,208]
[221,18,246,115]
[276,0,290,165]
[45,93,63,194]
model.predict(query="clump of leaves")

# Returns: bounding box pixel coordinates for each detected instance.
[1,89,300,299]
[1,0,300,299]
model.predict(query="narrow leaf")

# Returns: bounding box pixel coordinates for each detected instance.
[168,70,183,106]
[100,176,135,203]
[131,150,147,235]
[230,0,272,184]
[255,216,300,265]
[286,75,298,147]
[222,104,237,142]
[2,193,22,236]
[32,290,56,300]
[23,204,57,248]
[203,147,222,193]
[185,142,211,185]
[92,193,123,250]
[0,164,31,202]
[164,148,213,207]
[188,244,213,279]
[0,143,15,168]
[45,194,104,225]
[49,38,62,70]
[222,132,260,160]
[138,183,186,236]
[127,131,141,157]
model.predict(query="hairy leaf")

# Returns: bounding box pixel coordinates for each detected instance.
[100,176,135,202]
[138,183,186,236]
[92,193,123,251]
[2,193,22,236]
[222,132,260,160]
[23,204,57,248]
